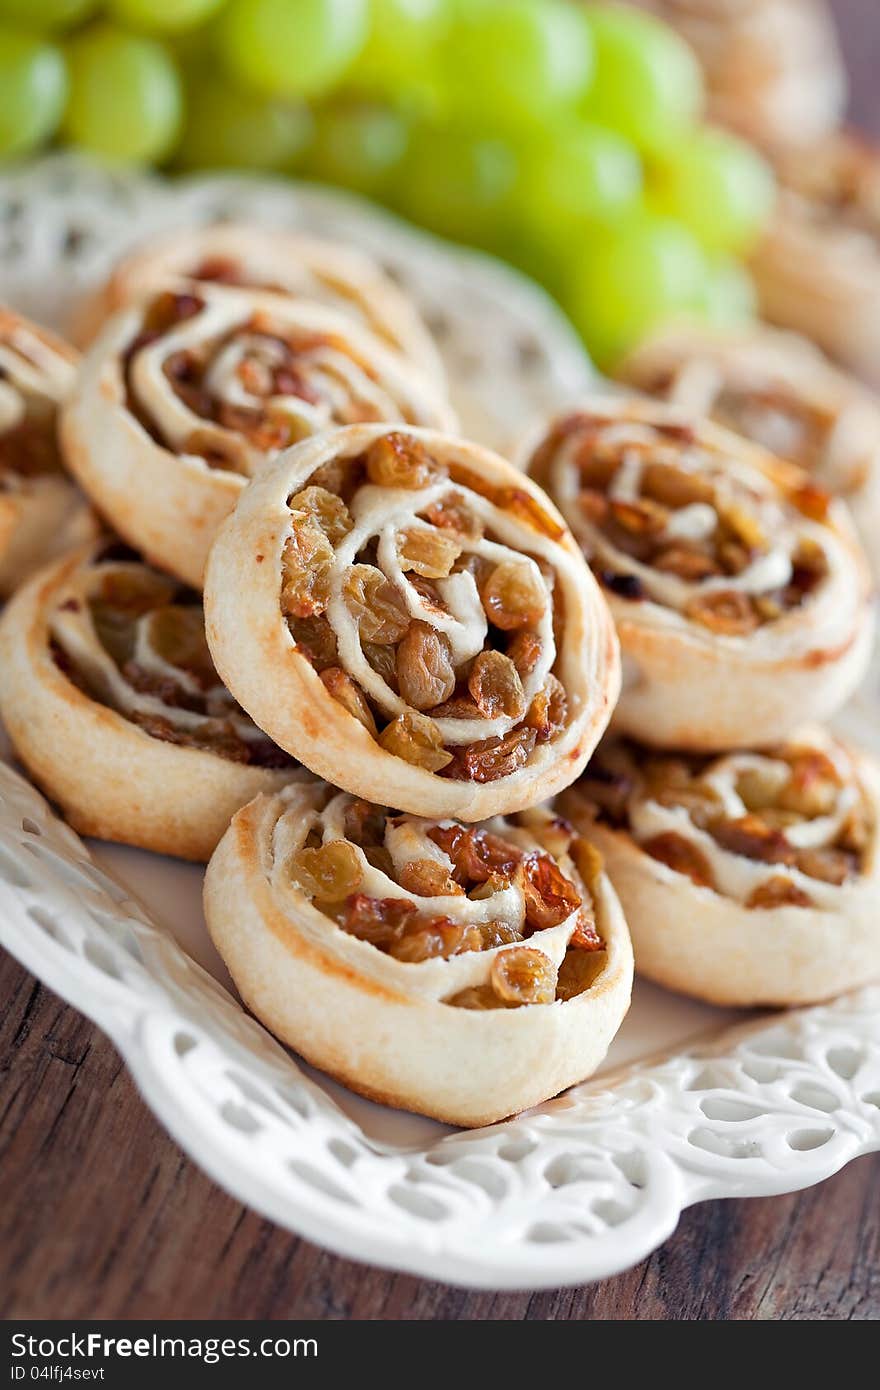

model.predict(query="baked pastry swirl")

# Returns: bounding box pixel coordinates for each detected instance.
[61,286,455,587]
[0,308,94,597]
[563,727,880,1006]
[618,322,880,563]
[0,542,305,861]
[525,399,873,750]
[629,0,845,148]
[73,222,445,384]
[204,786,633,1125]
[205,425,620,820]
[751,133,880,384]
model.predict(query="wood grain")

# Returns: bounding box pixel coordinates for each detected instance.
[1,947,877,1320]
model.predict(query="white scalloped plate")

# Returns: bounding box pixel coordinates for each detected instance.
[0,157,878,1291]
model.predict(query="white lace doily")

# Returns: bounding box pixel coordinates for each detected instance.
[0,156,878,1290]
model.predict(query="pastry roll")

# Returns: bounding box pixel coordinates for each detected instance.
[204,786,633,1126]
[751,133,880,384]
[0,541,305,861]
[617,322,880,563]
[524,399,873,750]
[60,286,455,588]
[204,425,620,820]
[563,727,880,1006]
[0,308,94,597]
[629,0,845,148]
[73,222,445,384]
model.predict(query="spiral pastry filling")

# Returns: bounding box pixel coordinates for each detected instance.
[278,785,604,1004]
[629,351,875,502]
[775,135,880,245]
[51,546,292,768]
[281,432,582,783]
[533,411,835,636]
[0,315,76,483]
[123,289,434,477]
[580,734,873,910]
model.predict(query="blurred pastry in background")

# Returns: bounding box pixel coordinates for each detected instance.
[625,0,846,148]
[618,321,880,565]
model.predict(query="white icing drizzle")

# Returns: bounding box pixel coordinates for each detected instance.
[50,557,279,753]
[548,415,829,622]
[322,474,562,747]
[623,736,864,910]
[126,285,443,477]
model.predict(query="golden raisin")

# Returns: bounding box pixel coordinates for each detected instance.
[507,630,543,678]
[654,545,720,581]
[496,487,564,540]
[423,494,483,540]
[522,853,582,931]
[320,667,377,735]
[468,650,527,720]
[288,614,338,669]
[642,462,714,509]
[389,920,474,962]
[281,515,334,619]
[446,984,508,1010]
[344,565,409,644]
[642,832,715,888]
[746,876,813,909]
[524,674,567,743]
[710,814,795,865]
[609,498,669,534]
[794,846,854,885]
[398,859,463,897]
[365,432,439,488]
[685,589,759,636]
[397,526,461,578]
[556,946,606,1001]
[491,946,557,1006]
[480,560,546,631]
[362,640,398,687]
[790,480,832,521]
[343,799,386,847]
[289,486,352,545]
[396,622,456,710]
[291,840,363,901]
[444,727,537,783]
[379,712,452,771]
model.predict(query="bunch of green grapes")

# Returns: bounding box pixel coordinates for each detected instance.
[0,0,774,367]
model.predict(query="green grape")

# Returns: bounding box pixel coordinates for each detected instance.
[582,6,703,154]
[519,123,642,240]
[63,26,183,164]
[649,128,776,255]
[699,257,758,328]
[176,70,312,170]
[397,124,518,246]
[217,0,368,101]
[303,102,409,196]
[443,0,593,129]
[566,215,706,368]
[0,29,66,158]
[108,0,225,36]
[354,0,448,91]
[0,0,97,30]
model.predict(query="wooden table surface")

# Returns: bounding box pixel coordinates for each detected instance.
[2,0,880,1323]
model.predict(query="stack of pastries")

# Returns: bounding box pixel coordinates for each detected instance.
[0,224,878,1128]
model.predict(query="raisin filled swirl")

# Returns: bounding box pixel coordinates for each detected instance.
[617,322,880,567]
[751,132,880,384]
[60,286,455,588]
[562,728,880,1006]
[525,399,873,750]
[72,222,444,384]
[204,426,620,820]
[0,542,306,861]
[0,308,95,597]
[204,786,633,1125]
